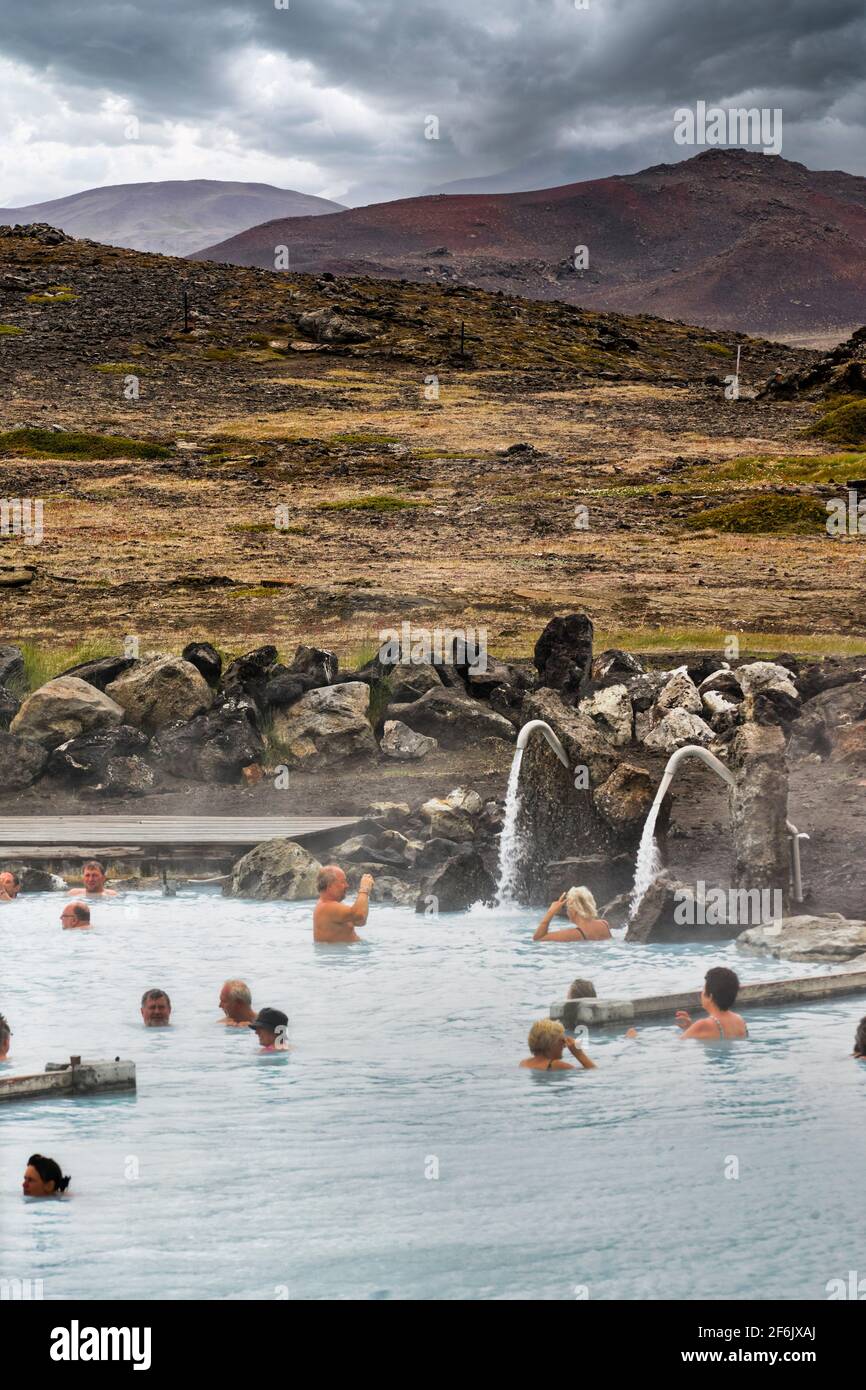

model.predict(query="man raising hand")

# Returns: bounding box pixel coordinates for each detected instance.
[313,866,374,943]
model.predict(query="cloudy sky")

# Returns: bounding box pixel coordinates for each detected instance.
[0,0,864,208]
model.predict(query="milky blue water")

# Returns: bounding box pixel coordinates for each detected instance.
[2,889,865,1301]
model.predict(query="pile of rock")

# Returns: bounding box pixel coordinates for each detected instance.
[224,786,503,913]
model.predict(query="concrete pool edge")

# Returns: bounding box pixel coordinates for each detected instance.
[552,969,866,1029]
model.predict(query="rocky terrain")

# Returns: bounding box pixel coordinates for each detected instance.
[1,616,864,922]
[194,150,866,341]
[1,224,865,659]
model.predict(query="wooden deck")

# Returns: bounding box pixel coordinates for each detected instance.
[0,815,361,854]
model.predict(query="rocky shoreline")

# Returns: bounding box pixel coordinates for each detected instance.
[2,613,864,928]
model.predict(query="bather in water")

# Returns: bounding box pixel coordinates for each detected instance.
[533,887,612,943]
[520,1018,596,1071]
[23,1154,71,1198]
[676,967,748,1041]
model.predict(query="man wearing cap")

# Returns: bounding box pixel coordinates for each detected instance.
[313,866,374,943]
[250,1008,289,1052]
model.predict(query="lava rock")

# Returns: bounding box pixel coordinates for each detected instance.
[0,684,20,730]
[0,729,49,789]
[0,644,25,689]
[533,613,594,698]
[181,641,223,686]
[415,848,496,913]
[225,839,322,900]
[380,719,438,760]
[388,687,515,748]
[150,710,265,784]
[49,724,151,784]
[269,681,377,765]
[106,655,213,733]
[58,655,136,691]
[11,676,124,749]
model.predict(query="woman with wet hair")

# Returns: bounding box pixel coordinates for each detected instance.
[22,1154,71,1197]
[519,1018,596,1071]
[853,1017,866,1059]
[676,966,748,1041]
[533,886,612,943]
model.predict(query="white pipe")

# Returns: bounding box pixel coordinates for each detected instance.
[654,744,807,904]
[516,719,570,768]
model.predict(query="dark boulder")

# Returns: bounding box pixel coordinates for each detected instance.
[288,644,338,687]
[415,848,496,913]
[533,613,594,698]
[151,710,265,784]
[261,672,315,709]
[49,725,151,785]
[0,684,20,730]
[182,641,223,686]
[58,655,136,691]
[413,836,465,874]
[79,755,156,798]
[0,729,48,789]
[591,648,644,683]
[0,644,25,690]
[388,687,515,748]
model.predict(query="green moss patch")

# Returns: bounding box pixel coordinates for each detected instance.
[0,428,172,461]
[684,495,829,535]
[319,493,427,512]
[329,432,399,447]
[808,400,866,445]
[0,323,23,335]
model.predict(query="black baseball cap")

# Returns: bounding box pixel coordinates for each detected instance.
[249,1008,288,1031]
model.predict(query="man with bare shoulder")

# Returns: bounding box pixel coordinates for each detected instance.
[0,870,21,901]
[313,866,374,943]
[68,861,118,898]
[218,979,258,1027]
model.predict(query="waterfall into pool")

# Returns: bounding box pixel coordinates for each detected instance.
[628,784,665,918]
[495,747,524,905]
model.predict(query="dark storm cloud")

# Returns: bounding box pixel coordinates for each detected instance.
[1,0,865,203]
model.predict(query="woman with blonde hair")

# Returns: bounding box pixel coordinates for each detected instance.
[533,885,612,943]
[519,1017,596,1071]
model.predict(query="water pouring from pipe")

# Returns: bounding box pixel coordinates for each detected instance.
[495,721,571,906]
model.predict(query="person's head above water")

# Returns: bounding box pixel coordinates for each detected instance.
[565,886,598,922]
[702,966,740,1012]
[81,861,108,894]
[23,1153,70,1197]
[141,988,171,1026]
[527,1018,567,1060]
[219,979,255,1022]
[567,978,598,1001]
[0,1012,11,1060]
[250,1007,289,1050]
[0,869,21,899]
[854,1017,866,1058]
[61,902,90,929]
[317,865,348,901]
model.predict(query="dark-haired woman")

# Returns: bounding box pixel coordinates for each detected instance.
[676,967,748,1041]
[853,1017,866,1059]
[22,1154,71,1197]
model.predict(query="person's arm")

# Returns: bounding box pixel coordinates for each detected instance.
[348,874,374,925]
[565,1037,596,1069]
[533,894,567,940]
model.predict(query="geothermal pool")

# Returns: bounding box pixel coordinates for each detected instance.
[2,889,865,1301]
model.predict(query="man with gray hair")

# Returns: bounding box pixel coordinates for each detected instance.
[218,979,258,1028]
[313,865,374,943]
[141,989,171,1027]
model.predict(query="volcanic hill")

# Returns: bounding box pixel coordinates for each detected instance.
[193,150,866,343]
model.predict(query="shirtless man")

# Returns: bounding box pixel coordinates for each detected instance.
[68,861,118,898]
[313,866,373,943]
[218,979,258,1028]
[61,903,91,929]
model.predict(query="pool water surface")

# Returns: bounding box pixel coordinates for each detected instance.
[2,889,864,1300]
